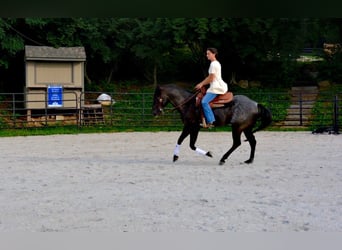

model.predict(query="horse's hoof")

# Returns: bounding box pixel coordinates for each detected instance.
[244,159,253,164]
[219,160,225,165]
[206,151,213,158]
[173,155,179,162]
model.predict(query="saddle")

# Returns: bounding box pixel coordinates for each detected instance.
[196,87,234,108]
[195,87,233,128]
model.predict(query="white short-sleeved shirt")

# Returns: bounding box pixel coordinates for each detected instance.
[207,60,228,94]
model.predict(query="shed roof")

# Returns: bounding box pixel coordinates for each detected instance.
[25,45,86,61]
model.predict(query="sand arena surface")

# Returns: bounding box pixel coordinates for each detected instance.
[0,131,341,232]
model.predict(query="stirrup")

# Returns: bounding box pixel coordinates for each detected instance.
[200,122,215,129]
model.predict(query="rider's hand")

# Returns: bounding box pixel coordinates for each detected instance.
[195,83,202,90]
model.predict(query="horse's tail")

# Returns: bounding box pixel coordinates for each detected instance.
[252,103,272,133]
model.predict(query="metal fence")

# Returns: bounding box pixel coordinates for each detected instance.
[0,91,341,132]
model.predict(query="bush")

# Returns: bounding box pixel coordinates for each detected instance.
[317,54,342,82]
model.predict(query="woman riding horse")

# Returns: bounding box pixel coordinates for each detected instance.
[152,84,272,165]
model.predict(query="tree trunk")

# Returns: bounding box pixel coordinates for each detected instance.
[84,63,92,85]
[106,68,114,85]
[230,72,238,85]
[106,63,118,85]
[153,62,158,87]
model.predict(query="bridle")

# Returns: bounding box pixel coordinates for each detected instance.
[156,97,165,113]
[158,90,200,113]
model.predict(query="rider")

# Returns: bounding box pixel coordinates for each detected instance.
[195,47,228,128]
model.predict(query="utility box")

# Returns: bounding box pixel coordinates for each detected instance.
[24,45,86,109]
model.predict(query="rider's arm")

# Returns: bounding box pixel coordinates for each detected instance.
[195,73,215,90]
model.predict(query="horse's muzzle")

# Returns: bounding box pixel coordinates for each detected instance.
[153,108,163,116]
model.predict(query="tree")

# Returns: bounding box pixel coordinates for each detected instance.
[128,18,177,86]
[0,18,25,69]
[0,18,341,92]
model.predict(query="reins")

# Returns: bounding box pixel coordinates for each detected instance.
[169,89,200,112]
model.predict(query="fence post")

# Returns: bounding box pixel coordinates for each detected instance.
[44,91,47,126]
[299,92,303,126]
[12,93,16,128]
[333,95,339,134]
[109,92,113,126]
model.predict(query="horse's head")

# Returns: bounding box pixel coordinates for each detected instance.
[152,85,169,116]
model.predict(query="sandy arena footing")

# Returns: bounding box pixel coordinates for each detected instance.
[0,131,341,232]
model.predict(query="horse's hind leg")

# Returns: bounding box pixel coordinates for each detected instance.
[219,126,242,165]
[243,128,256,164]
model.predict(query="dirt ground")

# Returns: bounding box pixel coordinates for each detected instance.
[0,131,341,232]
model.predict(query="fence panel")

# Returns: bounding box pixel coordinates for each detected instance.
[0,91,341,132]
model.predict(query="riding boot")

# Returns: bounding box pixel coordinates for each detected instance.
[200,117,207,128]
[200,119,215,129]
[202,122,215,129]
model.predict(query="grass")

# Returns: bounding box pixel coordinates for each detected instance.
[310,84,342,130]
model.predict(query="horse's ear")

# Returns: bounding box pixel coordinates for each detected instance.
[156,85,162,94]
[154,85,161,97]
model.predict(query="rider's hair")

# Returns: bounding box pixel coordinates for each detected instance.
[207,47,218,55]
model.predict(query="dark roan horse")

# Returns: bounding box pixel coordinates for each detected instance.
[152,84,272,165]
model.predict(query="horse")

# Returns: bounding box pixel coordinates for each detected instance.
[152,84,272,165]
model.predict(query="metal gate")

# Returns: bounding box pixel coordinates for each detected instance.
[0,90,341,132]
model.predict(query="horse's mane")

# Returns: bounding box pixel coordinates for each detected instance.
[161,84,194,97]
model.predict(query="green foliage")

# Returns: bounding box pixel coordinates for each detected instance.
[1,18,342,92]
[317,54,342,82]
[0,19,25,68]
[236,87,290,124]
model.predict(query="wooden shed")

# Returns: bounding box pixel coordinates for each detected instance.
[24,45,86,110]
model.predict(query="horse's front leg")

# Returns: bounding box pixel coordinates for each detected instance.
[189,125,213,158]
[173,124,212,162]
[173,125,191,162]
